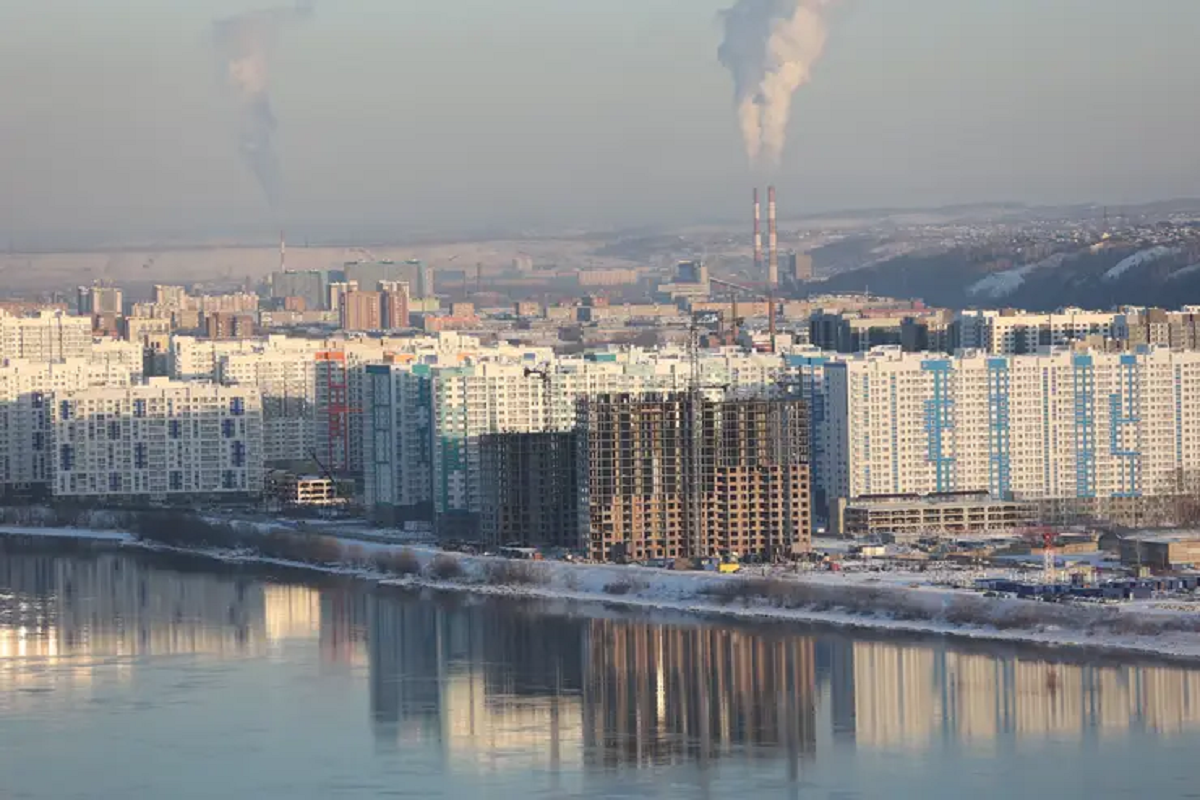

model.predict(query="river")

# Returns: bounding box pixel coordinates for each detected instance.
[1,545,1198,799]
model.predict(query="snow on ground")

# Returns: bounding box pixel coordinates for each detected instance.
[0,526,132,542]
[3,525,1200,661]
[967,253,1074,299]
[1168,263,1200,281]
[1103,246,1181,281]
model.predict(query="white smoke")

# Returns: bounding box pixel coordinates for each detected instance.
[719,0,834,167]
[213,2,312,210]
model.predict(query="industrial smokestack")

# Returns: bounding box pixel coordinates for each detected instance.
[718,0,836,166]
[213,2,312,211]
[753,188,763,275]
[768,185,779,286]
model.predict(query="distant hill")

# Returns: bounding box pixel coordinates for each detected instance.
[814,241,1200,311]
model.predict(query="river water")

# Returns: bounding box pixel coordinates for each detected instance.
[2,546,1199,799]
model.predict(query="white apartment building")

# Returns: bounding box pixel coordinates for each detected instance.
[171,335,324,381]
[219,349,317,464]
[0,311,93,362]
[90,338,145,377]
[51,379,264,499]
[823,347,1200,521]
[954,309,1118,354]
[0,359,136,492]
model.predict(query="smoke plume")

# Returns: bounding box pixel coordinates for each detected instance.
[718,0,834,167]
[213,2,312,210]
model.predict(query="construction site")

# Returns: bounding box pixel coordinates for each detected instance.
[579,393,811,563]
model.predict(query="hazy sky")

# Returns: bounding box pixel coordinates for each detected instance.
[1,0,1199,241]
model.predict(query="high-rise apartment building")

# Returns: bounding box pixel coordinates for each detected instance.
[219,349,317,464]
[340,291,383,332]
[789,252,814,283]
[380,281,411,330]
[822,347,1200,525]
[0,359,136,494]
[205,312,257,340]
[951,309,1118,354]
[0,311,93,362]
[343,261,430,300]
[1114,307,1200,350]
[581,393,810,562]
[153,285,188,308]
[479,432,581,549]
[269,270,327,313]
[77,285,123,316]
[364,363,434,524]
[50,379,264,499]
[327,281,358,315]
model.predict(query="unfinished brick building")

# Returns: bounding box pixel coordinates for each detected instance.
[580,393,810,562]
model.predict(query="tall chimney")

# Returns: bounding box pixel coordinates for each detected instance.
[768,186,779,287]
[753,188,763,276]
[279,230,288,274]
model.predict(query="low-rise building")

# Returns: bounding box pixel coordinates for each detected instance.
[269,472,344,507]
[1120,531,1200,570]
[836,493,1036,538]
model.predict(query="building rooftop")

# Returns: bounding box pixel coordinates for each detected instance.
[1124,530,1200,545]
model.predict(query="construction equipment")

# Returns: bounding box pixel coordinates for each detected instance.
[523,365,553,432]
[308,449,342,502]
[709,277,778,352]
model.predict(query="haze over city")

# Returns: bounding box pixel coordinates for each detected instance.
[2,0,1200,243]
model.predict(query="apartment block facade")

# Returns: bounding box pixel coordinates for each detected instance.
[0,359,136,494]
[50,379,264,499]
[0,311,94,362]
[823,347,1200,522]
[952,309,1118,354]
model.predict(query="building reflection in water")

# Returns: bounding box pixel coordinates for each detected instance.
[366,592,586,773]
[0,552,323,710]
[4,550,1200,773]
[363,595,1200,768]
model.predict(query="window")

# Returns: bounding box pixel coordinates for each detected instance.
[109,473,122,492]
[59,401,71,420]
[59,445,73,472]
[31,392,44,409]
[222,419,235,439]
[109,421,121,441]
[134,399,147,418]
[231,441,246,467]
[170,471,183,491]
[222,470,236,490]
[169,419,182,439]
[134,443,148,470]
[230,397,245,417]
[32,432,44,452]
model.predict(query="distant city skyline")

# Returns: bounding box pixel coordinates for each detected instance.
[2,0,1199,241]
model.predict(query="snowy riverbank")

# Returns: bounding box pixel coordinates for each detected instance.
[2,521,1199,662]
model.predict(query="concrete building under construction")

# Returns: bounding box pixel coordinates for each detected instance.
[579,393,811,562]
[479,431,582,549]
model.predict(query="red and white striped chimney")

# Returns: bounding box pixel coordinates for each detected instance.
[753,188,763,275]
[768,186,779,287]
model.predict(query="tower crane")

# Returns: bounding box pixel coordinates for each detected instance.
[708,277,778,353]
